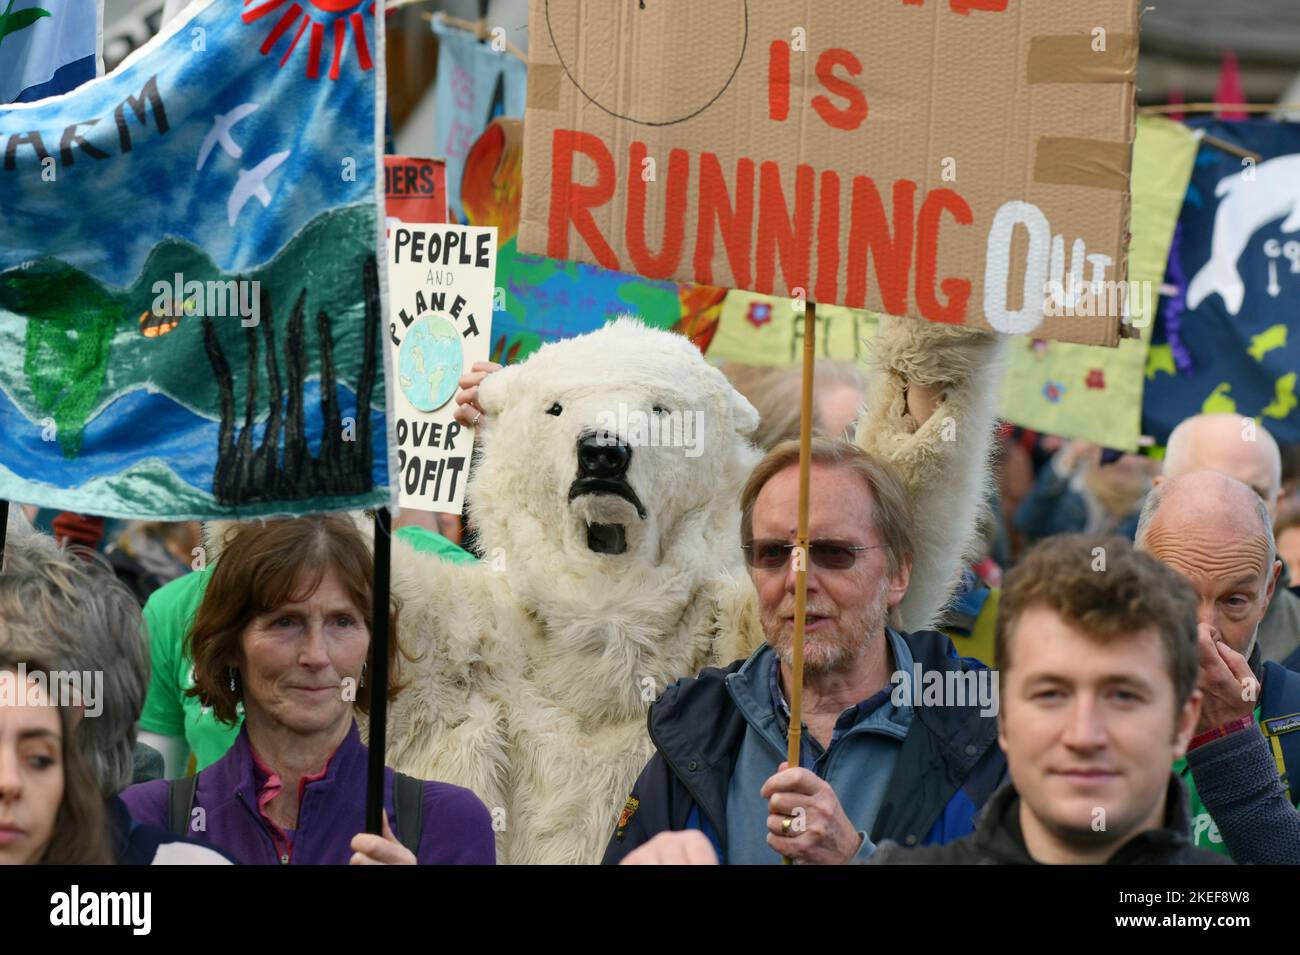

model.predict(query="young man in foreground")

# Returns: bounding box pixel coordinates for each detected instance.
[871,534,1230,865]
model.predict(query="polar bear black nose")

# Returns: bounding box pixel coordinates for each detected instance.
[578,433,632,478]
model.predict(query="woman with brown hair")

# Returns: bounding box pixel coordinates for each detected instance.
[121,515,495,865]
[0,654,113,865]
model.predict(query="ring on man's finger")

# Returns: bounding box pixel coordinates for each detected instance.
[780,815,793,836]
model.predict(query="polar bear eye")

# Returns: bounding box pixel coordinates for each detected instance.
[652,405,669,416]
[546,402,563,416]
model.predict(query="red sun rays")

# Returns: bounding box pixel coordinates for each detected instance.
[242,0,374,80]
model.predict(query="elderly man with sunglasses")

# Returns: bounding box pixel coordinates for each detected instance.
[603,437,1008,865]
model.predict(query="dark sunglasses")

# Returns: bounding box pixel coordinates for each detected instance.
[741,539,883,571]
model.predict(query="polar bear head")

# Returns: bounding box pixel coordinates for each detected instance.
[469,318,760,616]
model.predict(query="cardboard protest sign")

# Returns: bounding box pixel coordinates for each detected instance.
[0,0,392,520]
[385,155,449,228]
[387,225,496,513]
[521,0,1139,346]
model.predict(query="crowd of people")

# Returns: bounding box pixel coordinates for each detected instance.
[2,355,1299,867]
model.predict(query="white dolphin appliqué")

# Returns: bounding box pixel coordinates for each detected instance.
[1186,154,1300,316]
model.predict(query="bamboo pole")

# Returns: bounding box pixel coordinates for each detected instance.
[420,10,528,63]
[783,298,816,864]
[1198,135,1262,163]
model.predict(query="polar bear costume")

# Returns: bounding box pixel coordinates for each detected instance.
[383,315,1005,864]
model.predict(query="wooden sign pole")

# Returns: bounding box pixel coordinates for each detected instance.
[783,298,816,864]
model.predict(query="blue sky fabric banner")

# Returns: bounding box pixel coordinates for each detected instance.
[1143,120,1300,447]
[1,0,102,103]
[0,0,393,520]
[431,15,525,224]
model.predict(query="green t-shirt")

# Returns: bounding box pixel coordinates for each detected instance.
[1172,707,1263,858]
[137,565,235,772]
[395,525,479,566]
[136,525,476,772]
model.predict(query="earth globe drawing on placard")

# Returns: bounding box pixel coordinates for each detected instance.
[397,314,463,412]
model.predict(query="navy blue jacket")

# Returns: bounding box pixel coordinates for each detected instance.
[602,630,1008,864]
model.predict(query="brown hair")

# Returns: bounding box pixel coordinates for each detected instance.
[739,437,915,578]
[187,515,405,725]
[995,534,1199,708]
[0,653,113,865]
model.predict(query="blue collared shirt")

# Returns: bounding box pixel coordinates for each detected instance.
[767,658,894,777]
[715,633,915,864]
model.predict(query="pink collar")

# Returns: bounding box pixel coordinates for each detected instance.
[248,742,337,863]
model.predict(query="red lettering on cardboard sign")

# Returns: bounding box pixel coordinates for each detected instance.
[543,131,977,323]
[695,152,755,289]
[768,40,791,122]
[950,0,1009,13]
[845,177,915,314]
[812,48,868,131]
[815,170,841,304]
[547,129,620,270]
[916,187,972,323]
[755,161,815,297]
[902,0,1008,12]
[627,142,689,279]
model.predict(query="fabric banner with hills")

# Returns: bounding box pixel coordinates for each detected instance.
[0,0,394,520]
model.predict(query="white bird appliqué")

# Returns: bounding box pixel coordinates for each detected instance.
[196,103,260,171]
[227,150,291,226]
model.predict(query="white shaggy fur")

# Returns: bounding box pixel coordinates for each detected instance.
[855,316,1008,633]
[380,315,1006,864]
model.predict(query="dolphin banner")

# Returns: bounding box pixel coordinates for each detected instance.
[0,0,395,520]
[1143,120,1300,447]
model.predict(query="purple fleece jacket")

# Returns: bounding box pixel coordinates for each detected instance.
[121,722,495,865]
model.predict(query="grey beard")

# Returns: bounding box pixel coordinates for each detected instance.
[769,588,891,675]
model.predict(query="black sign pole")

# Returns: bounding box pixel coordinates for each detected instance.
[365,506,392,835]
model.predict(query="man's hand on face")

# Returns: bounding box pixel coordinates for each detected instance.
[1195,623,1259,735]
[619,830,719,865]
[761,761,863,864]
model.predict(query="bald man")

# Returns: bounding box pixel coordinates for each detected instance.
[1135,471,1300,863]
[1160,414,1300,667]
